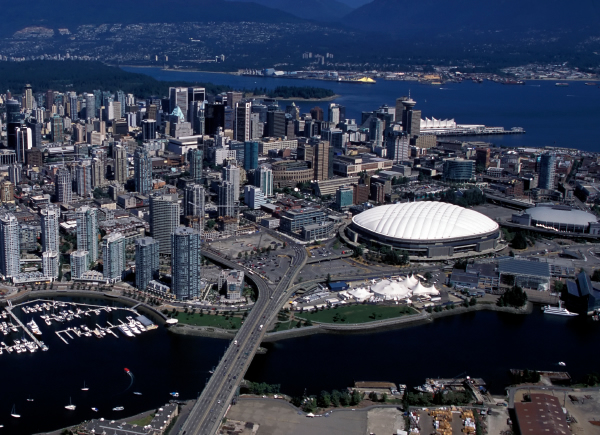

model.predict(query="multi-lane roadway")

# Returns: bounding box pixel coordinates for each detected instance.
[178,241,307,435]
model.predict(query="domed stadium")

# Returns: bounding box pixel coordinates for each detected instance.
[346,202,501,259]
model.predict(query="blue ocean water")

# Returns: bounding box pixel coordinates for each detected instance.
[122,67,600,152]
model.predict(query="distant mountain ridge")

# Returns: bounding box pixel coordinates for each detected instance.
[344,0,600,38]
[226,0,354,21]
[0,0,303,38]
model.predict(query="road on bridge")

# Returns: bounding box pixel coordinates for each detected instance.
[178,240,307,435]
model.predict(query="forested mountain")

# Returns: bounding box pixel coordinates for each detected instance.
[227,0,354,21]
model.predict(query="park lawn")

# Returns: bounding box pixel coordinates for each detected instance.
[177,312,243,329]
[271,320,298,332]
[129,413,154,426]
[296,304,417,324]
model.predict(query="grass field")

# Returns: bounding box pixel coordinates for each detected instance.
[129,413,154,426]
[176,312,243,329]
[296,304,417,324]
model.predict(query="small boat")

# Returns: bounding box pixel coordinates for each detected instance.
[11,404,20,418]
[133,392,142,396]
[112,406,124,411]
[559,361,566,366]
[555,82,569,87]
[170,392,179,397]
[65,397,76,411]
[91,407,99,412]
[81,381,89,391]
[585,82,597,86]
[124,368,131,373]
[542,301,578,317]
[27,396,34,402]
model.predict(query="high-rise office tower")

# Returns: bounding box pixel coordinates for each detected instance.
[266,111,286,138]
[385,130,409,164]
[243,141,259,171]
[75,160,92,197]
[15,126,32,163]
[42,251,59,279]
[244,185,266,210]
[171,227,202,300]
[226,91,242,108]
[115,90,126,117]
[150,194,180,255]
[134,147,152,195]
[135,237,159,291]
[310,106,324,121]
[169,87,188,121]
[91,155,106,188]
[299,140,329,181]
[255,165,273,197]
[188,148,203,183]
[8,164,21,184]
[55,166,72,203]
[114,145,128,184]
[0,181,15,203]
[188,87,205,123]
[70,250,89,279]
[26,118,42,148]
[45,89,54,108]
[190,101,205,135]
[539,153,556,190]
[217,181,236,218]
[93,90,102,117]
[222,163,240,199]
[40,205,60,253]
[141,119,156,141]
[328,104,341,126]
[76,206,99,262]
[102,232,126,281]
[369,117,384,148]
[85,93,96,119]
[205,103,226,135]
[68,94,79,120]
[6,99,21,150]
[250,113,262,139]
[184,184,205,218]
[235,101,251,143]
[51,114,64,143]
[0,212,20,278]
[23,84,33,111]
[286,102,300,120]
[476,148,491,169]
[400,96,421,137]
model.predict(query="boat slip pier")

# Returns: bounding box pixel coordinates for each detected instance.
[0,299,157,355]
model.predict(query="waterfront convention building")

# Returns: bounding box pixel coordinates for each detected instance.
[346,202,501,259]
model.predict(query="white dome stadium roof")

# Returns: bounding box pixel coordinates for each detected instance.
[352,202,499,241]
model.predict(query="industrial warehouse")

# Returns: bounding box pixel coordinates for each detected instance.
[346,202,502,260]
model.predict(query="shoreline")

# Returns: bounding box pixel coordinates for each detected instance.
[119,66,598,84]
[167,301,531,341]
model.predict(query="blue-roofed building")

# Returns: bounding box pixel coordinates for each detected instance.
[566,271,600,315]
[328,281,349,291]
[498,259,551,290]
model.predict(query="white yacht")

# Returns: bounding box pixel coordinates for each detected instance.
[27,319,42,335]
[542,301,578,317]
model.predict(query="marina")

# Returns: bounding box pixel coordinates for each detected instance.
[0,299,156,354]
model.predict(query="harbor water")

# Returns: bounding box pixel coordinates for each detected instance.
[1,297,599,434]
[121,67,600,152]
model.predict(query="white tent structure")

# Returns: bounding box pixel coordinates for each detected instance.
[347,287,372,302]
[402,275,419,290]
[412,281,439,296]
[371,280,411,300]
